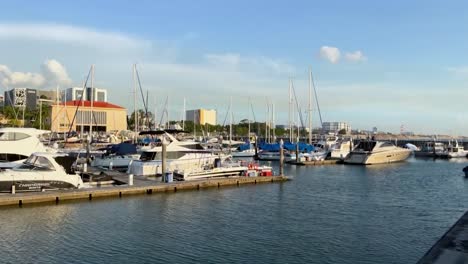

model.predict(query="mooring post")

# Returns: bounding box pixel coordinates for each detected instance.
[129,174,134,186]
[254,135,258,160]
[86,135,91,165]
[295,142,299,163]
[161,138,167,182]
[280,139,284,176]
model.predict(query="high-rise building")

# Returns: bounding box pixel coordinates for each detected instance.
[186,109,217,125]
[61,87,107,102]
[4,88,37,110]
[322,122,351,133]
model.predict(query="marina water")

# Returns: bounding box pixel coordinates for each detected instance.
[1,157,468,263]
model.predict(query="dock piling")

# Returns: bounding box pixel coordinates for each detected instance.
[296,143,299,163]
[280,139,284,176]
[128,174,134,186]
[161,139,167,181]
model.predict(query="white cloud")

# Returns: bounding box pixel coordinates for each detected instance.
[345,50,366,62]
[319,46,341,64]
[0,59,72,88]
[204,53,241,67]
[0,23,151,52]
[203,53,294,74]
[41,59,72,87]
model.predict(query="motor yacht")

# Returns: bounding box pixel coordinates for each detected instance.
[439,140,468,158]
[0,152,83,192]
[0,127,56,169]
[414,141,445,158]
[127,132,228,176]
[91,142,140,170]
[344,140,411,165]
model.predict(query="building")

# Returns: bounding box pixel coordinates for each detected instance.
[4,88,37,110]
[322,122,351,134]
[186,109,216,125]
[50,100,127,132]
[61,87,108,102]
[0,95,3,107]
[37,90,59,102]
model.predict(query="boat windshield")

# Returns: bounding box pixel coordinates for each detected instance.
[15,155,55,171]
[355,141,377,152]
[0,132,31,141]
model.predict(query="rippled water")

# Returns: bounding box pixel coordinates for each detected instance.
[1,157,468,264]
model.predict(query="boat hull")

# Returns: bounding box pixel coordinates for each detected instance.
[344,149,411,165]
[0,180,77,193]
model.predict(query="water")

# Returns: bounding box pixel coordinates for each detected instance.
[1,157,468,264]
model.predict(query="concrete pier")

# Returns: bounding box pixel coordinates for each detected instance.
[0,176,288,207]
[418,210,468,263]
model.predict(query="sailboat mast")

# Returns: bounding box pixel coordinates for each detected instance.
[90,64,94,137]
[167,96,169,129]
[288,79,292,142]
[81,79,85,137]
[272,102,275,142]
[55,84,59,132]
[183,97,186,131]
[247,97,251,140]
[308,68,312,144]
[132,64,138,143]
[265,101,269,143]
[229,97,233,149]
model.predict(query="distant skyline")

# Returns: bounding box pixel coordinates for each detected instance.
[0,0,468,135]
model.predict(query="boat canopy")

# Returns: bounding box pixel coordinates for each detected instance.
[259,142,314,152]
[139,129,189,135]
[105,143,137,155]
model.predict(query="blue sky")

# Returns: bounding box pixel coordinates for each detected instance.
[0,0,468,134]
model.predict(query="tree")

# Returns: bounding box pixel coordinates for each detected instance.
[338,129,347,135]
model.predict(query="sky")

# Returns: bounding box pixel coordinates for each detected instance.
[0,0,468,134]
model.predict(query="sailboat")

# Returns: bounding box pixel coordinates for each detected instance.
[232,97,256,158]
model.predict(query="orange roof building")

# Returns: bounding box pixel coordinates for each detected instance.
[50,100,127,133]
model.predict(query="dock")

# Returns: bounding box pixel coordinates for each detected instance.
[287,159,342,166]
[418,210,468,263]
[0,176,289,207]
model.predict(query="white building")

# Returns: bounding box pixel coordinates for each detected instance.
[61,87,107,102]
[322,122,351,133]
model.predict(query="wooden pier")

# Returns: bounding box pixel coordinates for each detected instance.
[0,176,289,207]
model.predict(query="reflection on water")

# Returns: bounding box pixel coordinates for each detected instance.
[1,157,468,264]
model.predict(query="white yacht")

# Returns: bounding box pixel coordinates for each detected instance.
[174,161,273,181]
[0,127,56,168]
[440,140,468,158]
[344,140,412,165]
[414,141,445,158]
[91,142,140,170]
[330,138,353,160]
[127,132,228,176]
[0,152,83,192]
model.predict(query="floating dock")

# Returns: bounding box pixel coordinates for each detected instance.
[0,176,289,207]
[418,210,468,263]
[287,160,342,166]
